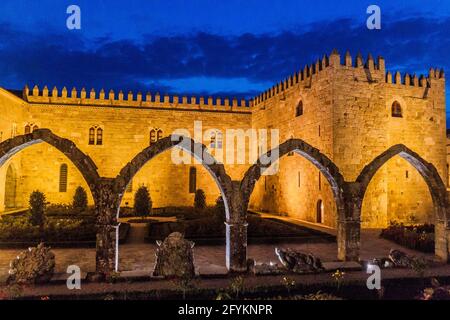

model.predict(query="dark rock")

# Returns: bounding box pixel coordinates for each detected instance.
[153,232,196,278]
[389,249,414,267]
[275,248,324,273]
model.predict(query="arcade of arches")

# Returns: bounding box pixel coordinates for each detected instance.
[0,130,449,276]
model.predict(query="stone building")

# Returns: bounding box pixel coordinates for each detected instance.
[0,50,448,272]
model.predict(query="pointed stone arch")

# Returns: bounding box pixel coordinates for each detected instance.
[0,129,100,197]
[356,144,449,261]
[240,138,346,219]
[115,134,233,220]
[96,134,236,274]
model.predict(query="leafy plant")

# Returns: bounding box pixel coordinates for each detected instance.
[194,189,206,211]
[72,186,88,212]
[229,276,245,299]
[281,276,296,294]
[134,186,152,217]
[331,269,345,291]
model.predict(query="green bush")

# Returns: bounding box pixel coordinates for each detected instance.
[194,189,206,211]
[134,186,152,217]
[73,186,88,212]
[0,216,96,242]
[29,191,46,228]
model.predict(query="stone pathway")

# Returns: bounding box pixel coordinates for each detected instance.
[0,217,437,281]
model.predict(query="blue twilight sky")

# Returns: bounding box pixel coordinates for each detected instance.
[0,0,449,120]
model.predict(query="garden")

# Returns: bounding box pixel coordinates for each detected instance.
[0,187,129,247]
[380,222,435,253]
[128,188,335,244]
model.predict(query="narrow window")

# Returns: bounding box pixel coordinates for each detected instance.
[157,129,163,141]
[59,164,68,192]
[318,172,321,191]
[189,167,197,193]
[96,128,103,145]
[298,172,301,188]
[406,170,409,179]
[210,132,216,149]
[150,129,160,146]
[24,125,31,134]
[89,127,95,145]
[318,125,321,137]
[295,101,303,117]
[391,101,403,118]
[216,132,223,149]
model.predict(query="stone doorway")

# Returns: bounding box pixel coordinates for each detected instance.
[316,199,323,224]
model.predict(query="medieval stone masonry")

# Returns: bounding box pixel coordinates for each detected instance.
[0,50,449,273]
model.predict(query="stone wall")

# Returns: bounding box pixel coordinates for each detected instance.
[0,51,446,233]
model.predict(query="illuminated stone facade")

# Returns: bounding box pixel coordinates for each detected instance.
[0,51,447,228]
[0,50,448,272]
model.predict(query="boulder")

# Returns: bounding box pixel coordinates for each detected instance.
[153,232,196,278]
[8,243,55,285]
[275,248,324,273]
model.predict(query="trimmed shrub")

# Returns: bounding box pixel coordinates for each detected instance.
[134,186,152,217]
[29,191,46,229]
[73,186,88,212]
[194,189,206,211]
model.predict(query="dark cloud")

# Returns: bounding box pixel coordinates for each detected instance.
[0,16,449,102]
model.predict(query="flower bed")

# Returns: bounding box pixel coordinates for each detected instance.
[380,223,434,253]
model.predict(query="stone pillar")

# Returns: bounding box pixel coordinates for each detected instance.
[435,219,449,263]
[225,181,248,272]
[225,220,248,272]
[94,178,119,275]
[337,218,361,261]
[337,182,362,261]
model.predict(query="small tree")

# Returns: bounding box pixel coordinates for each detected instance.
[72,186,88,212]
[29,191,46,234]
[194,189,206,211]
[134,186,152,217]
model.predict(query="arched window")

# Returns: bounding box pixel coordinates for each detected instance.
[295,101,303,117]
[157,129,163,141]
[24,125,31,134]
[391,101,403,118]
[89,126,103,145]
[189,167,197,193]
[150,128,163,146]
[89,127,96,145]
[210,131,223,149]
[59,164,68,192]
[96,128,103,145]
[32,125,39,132]
[316,199,324,224]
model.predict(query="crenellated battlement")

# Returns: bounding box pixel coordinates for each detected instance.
[22,86,250,113]
[385,67,445,87]
[251,49,445,107]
